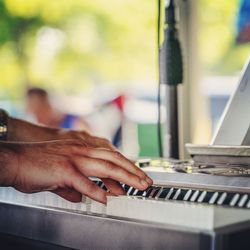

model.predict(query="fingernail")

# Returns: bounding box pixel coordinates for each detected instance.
[146,177,153,184]
[140,179,149,187]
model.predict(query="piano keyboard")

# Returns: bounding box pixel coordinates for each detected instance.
[96,181,250,209]
[1,159,250,231]
[1,179,250,213]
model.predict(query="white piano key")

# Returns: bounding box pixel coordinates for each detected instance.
[149,188,161,198]
[127,186,134,195]
[190,190,200,202]
[217,192,227,205]
[107,196,250,231]
[172,189,181,200]
[197,191,207,203]
[155,187,164,199]
[246,199,250,208]
[86,197,106,214]
[209,192,219,204]
[132,189,139,196]
[238,194,248,207]
[183,189,192,201]
[230,194,240,207]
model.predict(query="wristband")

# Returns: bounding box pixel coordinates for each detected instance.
[0,109,8,141]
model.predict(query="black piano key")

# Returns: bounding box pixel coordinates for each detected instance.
[148,188,156,198]
[165,188,176,200]
[246,198,250,208]
[190,190,200,202]
[144,187,154,197]
[183,189,193,201]
[229,193,240,207]
[217,192,227,205]
[238,194,248,207]
[158,187,172,199]
[154,187,164,199]
[176,189,190,201]
[208,192,219,204]
[95,181,103,187]
[222,192,237,206]
[172,189,182,200]
[197,191,207,203]
[132,189,139,196]
[96,181,107,191]
[127,187,135,195]
[150,187,162,198]
[123,184,130,193]
[136,190,145,196]
[102,184,108,191]
[201,191,216,203]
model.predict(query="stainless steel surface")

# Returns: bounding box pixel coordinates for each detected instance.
[1,201,250,249]
[186,144,250,157]
[0,201,210,250]
[145,168,250,193]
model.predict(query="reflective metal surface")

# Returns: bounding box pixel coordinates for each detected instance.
[0,202,210,250]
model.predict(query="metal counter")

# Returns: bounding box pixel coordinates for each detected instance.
[0,201,250,250]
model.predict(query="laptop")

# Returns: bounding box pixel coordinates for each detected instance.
[186,55,250,165]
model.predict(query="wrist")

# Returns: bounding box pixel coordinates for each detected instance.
[8,117,60,142]
[0,143,20,187]
[8,117,28,141]
[7,117,18,141]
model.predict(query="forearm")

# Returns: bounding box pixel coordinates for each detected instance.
[8,117,60,142]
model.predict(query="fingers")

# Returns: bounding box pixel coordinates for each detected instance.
[65,169,109,204]
[101,178,125,196]
[71,147,152,184]
[72,156,150,191]
[52,188,82,202]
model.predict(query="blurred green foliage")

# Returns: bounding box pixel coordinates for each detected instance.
[0,0,250,99]
[0,0,157,98]
[199,0,250,74]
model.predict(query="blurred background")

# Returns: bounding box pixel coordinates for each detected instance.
[0,0,250,158]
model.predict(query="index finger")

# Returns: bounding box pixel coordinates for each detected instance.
[72,147,153,184]
[72,156,151,191]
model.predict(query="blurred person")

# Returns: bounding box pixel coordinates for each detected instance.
[98,94,125,148]
[0,109,153,204]
[26,87,90,131]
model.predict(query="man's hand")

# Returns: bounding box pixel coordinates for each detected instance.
[57,130,117,150]
[0,140,152,204]
[8,117,116,150]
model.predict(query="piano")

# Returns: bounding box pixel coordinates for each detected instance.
[0,158,250,250]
